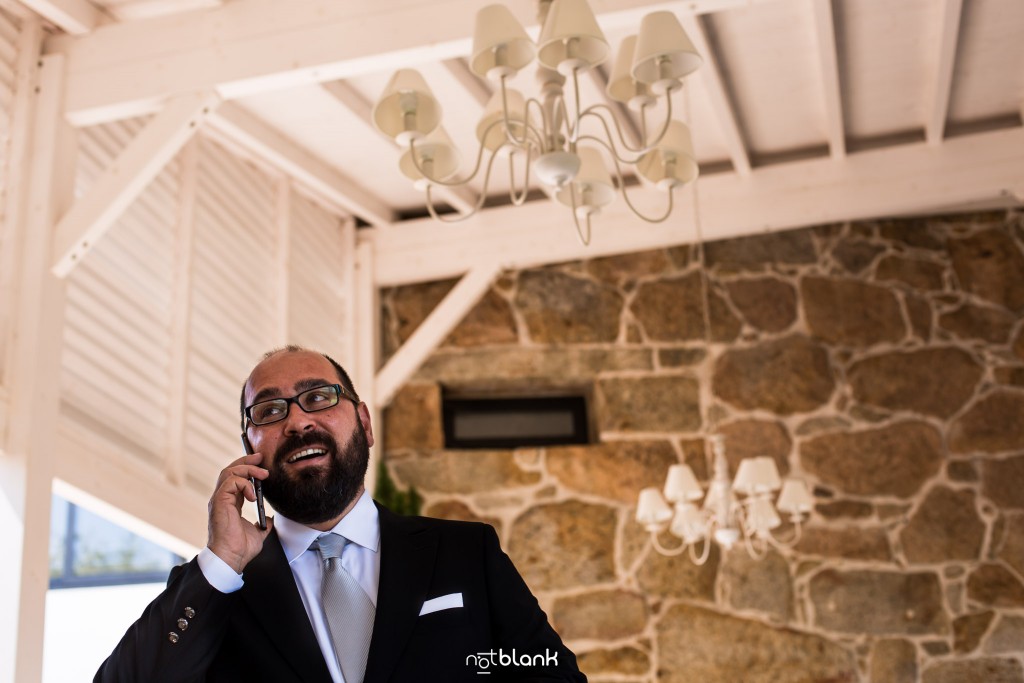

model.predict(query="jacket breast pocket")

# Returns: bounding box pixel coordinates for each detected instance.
[413,605,470,632]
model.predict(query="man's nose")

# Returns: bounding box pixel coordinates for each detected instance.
[282,403,316,433]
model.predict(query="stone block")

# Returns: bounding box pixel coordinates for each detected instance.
[597,375,700,432]
[878,218,946,249]
[938,302,1016,343]
[416,347,652,384]
[985,615,1024,654]
[575,647,649,676]
[949,228,1024,313]
[846,347,982,418]
[547,440,677,503]
[382,383,443,452]
[713,335,835,414]
[385,278,458,352]
[717,419,792,477]
[951,392,1024,455]
[869,639,917,683]
[444,288,518,347]
[953,611,995,653]
[630,273,710,342]
[809,569,948,635]
[508,501,617,590]
[904,292,933,340]
[995,513,1024,577]
[947,460,978,482]
[833,239,885,274]
[422,500,499,530]
[875,255,945,290]
[586,249,672,286]
[636,538,719,601]
[1014,326,1024,361]
[994,365,1024,387]
[705,229,818,271]
[390,450,540,494]
[720,548,793,621]
[795,526,891,561]
[551,589,647,640]
[800,422,943,498]
[900,486,985,563]
[816,500,873,519]
[802,276,906,347]
[922,658,1024,683]
[655,604,855,683]
[657,348,706,368]
[515,270,623,343]
[967,563,1024,607]
[725,277,798,332]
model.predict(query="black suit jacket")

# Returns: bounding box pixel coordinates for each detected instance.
[95,504,586,682]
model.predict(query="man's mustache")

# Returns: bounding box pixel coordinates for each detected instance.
[272,429,339,465]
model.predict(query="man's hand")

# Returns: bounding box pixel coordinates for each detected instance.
[207,451,273,573]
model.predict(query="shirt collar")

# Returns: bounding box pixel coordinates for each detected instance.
[275,489,380,564]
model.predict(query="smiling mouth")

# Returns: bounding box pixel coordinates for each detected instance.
[286,447,328,464]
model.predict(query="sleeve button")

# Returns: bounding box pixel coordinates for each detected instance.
[168,632,180,644]
[177,618,189,631]
[184,607,196,619]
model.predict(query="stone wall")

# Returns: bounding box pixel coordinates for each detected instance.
[379,211,1024,683]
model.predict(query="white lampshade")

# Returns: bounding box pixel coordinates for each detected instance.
[399,126,461,189]
[636,120,698,190]
[663,464,703,503]
[735,456,782,495]
[555,146,615,216]
[631,11,702,93]
[776,479,815,515]
[747,495,782,535]
[636,487,672,530]
[471,4,536,80]
[669,502,706,543]
[372,69,441,145]
[607,35,654,109]
[732,458,759,496]
[537,0,610,74]
[476,88,531,153]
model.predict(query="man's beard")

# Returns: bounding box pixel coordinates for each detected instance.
[261,422,369,525]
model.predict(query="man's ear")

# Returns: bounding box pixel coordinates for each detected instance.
[356,402,375,447]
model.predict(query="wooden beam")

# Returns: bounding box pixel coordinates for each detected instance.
[375,261,501,406]
[45,0,783,126]
[16,0,100,34]
[679,14,751,175]
[372,126,1024,286]
[321,79,479,215]
[1,52,76,683]
[163,137,199,487]
[809,0,845,159]
[205,102,396,226]
[925,0,963,145]
[339,216,358,370]
[273,175,291,345]
[353,233,379,495]
[51,90,220,277]
[441,57,492,107]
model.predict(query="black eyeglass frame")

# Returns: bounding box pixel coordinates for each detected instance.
[244,383,360,427]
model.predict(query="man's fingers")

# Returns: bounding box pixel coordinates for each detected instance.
[215,462,269,489]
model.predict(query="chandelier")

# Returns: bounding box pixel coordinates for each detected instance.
[371,0,702,243]
[636,435,815,564]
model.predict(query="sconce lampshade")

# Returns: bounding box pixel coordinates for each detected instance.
[399,126,461,189]
[776,479,815,515]
[471,4,536,80]
[663,464,703,503]
[537,0,610,74]
[372,69,442,146]
[631,11,702,93]
[555,146,615,216]
[669,502,706,543]
[733,456,782,495]
[636,120,698,190]
[476,88,531,153]
[607,35,653,109]
[747,496,782,535]
[636,487,672,530]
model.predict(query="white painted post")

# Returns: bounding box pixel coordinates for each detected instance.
[353,232,379,496]
[274,175,291,345]
[0,52,77,683]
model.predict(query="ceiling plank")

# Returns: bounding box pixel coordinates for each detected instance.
[204,101,397,226]
[375,261,501,406]
[321,79,479,214]
[809,0,845,159]
[441,57,492,107]
[925,0,964,145]
[16,0,99,34]
[679,14,751,175]
[588,64,643,148]
[372,126,1024,286]
[51,89,221,278]
[45,0,784,126]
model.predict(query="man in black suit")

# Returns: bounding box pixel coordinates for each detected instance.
[95,347,586,682]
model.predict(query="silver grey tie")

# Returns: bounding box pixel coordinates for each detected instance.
[312,533,376,683]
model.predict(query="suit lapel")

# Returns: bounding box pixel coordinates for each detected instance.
[364,504,438,683]
[241,529,333,682]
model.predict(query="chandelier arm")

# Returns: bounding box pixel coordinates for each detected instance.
[568,183,592,246]
[499,76,547,149]
[650,530,688,557]
[576,134,676,224]
[687,536,713,565]
[507,146,533,206]
[763,515,805,550]
[421,146,505,223]
[568,66,584,143]
[407,132,488,187]
[577,105,650,155]
[737,506,770,560]
[576,117,645,165]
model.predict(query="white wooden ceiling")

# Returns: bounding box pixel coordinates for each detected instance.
[17,0,1021,284]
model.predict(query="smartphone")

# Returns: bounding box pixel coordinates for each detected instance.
[241,434,267,530]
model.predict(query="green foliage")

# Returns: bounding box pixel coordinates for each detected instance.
[373,459,422,516]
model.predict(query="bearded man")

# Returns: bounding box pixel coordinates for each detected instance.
[95,347,586,683]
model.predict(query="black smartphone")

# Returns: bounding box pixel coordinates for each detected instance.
[241,434,267,530]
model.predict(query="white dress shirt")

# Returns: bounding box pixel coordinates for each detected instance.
[198,490,381,683]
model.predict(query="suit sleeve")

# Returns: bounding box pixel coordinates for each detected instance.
[93,558,237,683]
[481,525,587,683]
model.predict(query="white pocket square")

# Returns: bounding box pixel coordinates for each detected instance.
[419,592,463,616]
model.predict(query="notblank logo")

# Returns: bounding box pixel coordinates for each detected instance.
[466,649,559,675]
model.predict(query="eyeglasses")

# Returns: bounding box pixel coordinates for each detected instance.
[244,384,359,426]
